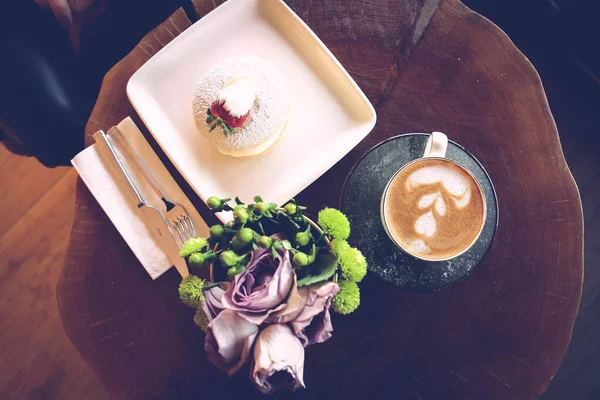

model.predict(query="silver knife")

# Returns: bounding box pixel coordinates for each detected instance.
[95,130,190,278]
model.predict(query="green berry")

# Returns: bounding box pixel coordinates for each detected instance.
[230,236,246,251]
[220,250,239,267]
[254,202,268,215]
[284,203,297,215]
[237,227,253,244]
[209,225,225,239]
[188,253,205,266]
[293,252,309,267]
[227,265,244,278]
[233,205,249,224]
[295,232,310,247]
[258,236,272,249]
[207,196,221,209]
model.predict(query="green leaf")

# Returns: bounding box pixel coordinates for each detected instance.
[210,122,217,132]
[253,196,263,203]
[206,116,214,124]
[271,246,278,259]
[207,108,212,116]
[282,240,292,250]
[235,197,243,205]
[252,242,259,250]
[297,253,338,287]
[257,220,265,235]
[272,240,283,249]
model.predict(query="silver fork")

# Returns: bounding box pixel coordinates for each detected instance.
[111,127,198,247]
[97,129,196,277]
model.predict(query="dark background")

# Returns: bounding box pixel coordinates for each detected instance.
[1,0,598,398]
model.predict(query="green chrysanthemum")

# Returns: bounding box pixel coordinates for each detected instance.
[332,280,360,315]
[179,237,209,257]
[329,239,350,258]
[178,275,206,308]
[338,246,367,282]
[193,307,210,331]
[318,208,350,240]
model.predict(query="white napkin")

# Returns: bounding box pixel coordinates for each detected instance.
[72,117,209,279]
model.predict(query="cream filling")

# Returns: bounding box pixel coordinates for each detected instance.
[217,116,288,158]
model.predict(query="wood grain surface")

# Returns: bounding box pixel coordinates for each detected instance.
[0,145,106,400]
[57,1,583,399]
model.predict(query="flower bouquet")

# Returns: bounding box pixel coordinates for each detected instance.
[177,196,366,394]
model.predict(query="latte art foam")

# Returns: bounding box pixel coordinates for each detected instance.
[384,159,485,260]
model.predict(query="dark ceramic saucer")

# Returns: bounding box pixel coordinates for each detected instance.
[340,134,498,291]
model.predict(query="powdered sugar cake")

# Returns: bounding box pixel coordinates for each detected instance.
[192,57,289,157]
[127,0,376,222]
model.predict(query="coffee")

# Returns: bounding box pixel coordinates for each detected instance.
[382,158,485,261]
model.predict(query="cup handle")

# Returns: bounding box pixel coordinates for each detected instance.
[423,132,448,158]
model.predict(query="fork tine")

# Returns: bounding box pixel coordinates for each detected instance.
[173,220,185,243]
[179,217,191,240]
[175,216,193,242]
[176,220,189,242]
[182,214,196,237]
[166,204,198,249]
[172,227,183,248]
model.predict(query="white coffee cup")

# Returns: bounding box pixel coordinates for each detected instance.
[380,132,487,261]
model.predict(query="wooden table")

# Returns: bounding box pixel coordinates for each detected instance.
[58,1,584,399]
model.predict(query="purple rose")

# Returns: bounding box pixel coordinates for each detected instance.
[271,281,340,346]
[252,324,305,394]
[204,309,258,376]
[201,283,228,322]
[222,248,302,325]
[291,282,339,346]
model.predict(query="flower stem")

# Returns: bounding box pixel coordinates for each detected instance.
[316,232,325,244]
[202,282,223,291]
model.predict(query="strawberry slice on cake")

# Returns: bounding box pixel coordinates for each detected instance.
[206,76,256,135]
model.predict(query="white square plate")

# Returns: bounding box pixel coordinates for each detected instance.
[127,0,376,220]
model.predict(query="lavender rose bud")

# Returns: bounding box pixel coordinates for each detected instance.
[252,324,305,394]
[291,282,340,346]
[201,283,228,322]
[271,281,340,346]
[222,248,301,325]
[204,309,258,376]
